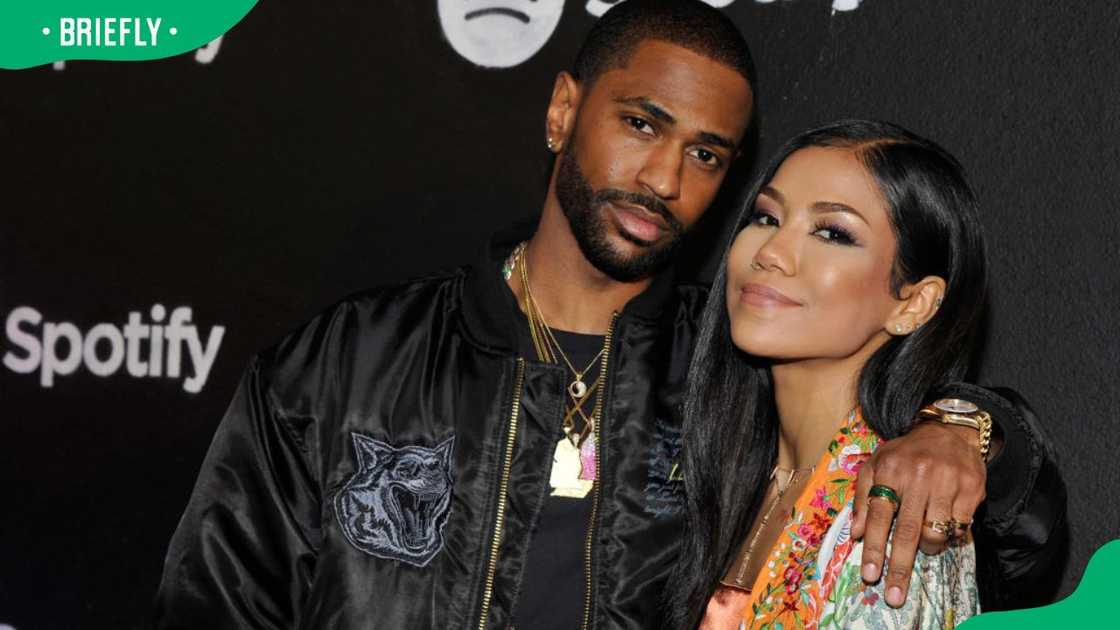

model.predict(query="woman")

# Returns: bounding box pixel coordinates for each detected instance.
[668,120,986,629]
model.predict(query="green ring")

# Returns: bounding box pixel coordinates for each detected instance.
[868,484,901,506]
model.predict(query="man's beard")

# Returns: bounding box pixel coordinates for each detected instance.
[554,147,685,282]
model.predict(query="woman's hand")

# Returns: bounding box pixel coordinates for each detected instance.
[850,420,986,608]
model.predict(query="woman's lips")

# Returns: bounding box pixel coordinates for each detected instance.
[609,202,667,243]
[740,283,802,307]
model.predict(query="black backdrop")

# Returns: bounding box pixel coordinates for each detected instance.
[2,1,1117,628]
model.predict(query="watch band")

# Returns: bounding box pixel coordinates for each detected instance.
[918,400,993,462]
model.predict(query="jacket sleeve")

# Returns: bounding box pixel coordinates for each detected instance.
[152,357,321,629]
[932,383,1069,611]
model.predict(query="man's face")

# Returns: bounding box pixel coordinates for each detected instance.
[554,40,753,281]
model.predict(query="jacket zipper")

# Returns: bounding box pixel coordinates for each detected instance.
[476,358,526,630]
[581,312,618,630]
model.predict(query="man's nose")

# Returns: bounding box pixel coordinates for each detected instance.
[636,143,683,201]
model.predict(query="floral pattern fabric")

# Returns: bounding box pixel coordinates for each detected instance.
[735,410,979,630]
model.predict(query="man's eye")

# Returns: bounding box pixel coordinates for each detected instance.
[689,147,721,168]
[625,116,655,135]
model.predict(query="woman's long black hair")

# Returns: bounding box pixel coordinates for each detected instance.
[666,119,989,629]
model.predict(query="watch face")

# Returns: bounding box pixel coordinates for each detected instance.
[934,398,978,414]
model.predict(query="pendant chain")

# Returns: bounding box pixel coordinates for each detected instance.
[726,465,814,589]
[510,242,608,445]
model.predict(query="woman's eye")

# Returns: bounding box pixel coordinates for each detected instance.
[812,224,856,245]
[749,210,778,227]
[625,116,655,135]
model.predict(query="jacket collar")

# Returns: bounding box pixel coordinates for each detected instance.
[458,219,680,355]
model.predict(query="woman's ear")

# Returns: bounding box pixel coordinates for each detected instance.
[885,276,946,336]
[545,71,581,153]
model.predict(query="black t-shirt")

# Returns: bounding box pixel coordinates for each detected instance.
[507,292,605,629]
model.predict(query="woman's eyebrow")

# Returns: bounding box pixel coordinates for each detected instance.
[811,201,868,225]
[760,187,869,225]
[759,185,785,204]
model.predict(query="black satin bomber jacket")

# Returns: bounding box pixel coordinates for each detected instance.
[153,230,1067,629]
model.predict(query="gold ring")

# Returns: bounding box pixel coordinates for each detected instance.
[925,519,952,537]
[867,484,901,513]
[867,494,900,514]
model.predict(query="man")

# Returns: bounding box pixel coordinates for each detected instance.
[153,2,1065,628]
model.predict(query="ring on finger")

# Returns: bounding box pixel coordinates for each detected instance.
[924,519,953,537]
[949,518,973,536]
[868,484,901,513]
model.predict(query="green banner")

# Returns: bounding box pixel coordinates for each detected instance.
[0,1,257,69]
[961,538,1116,628]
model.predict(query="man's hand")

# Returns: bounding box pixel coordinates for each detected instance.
[850,421,986,608]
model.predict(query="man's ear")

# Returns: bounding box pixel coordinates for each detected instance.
[545,71,581,153]
[885,275,946,336]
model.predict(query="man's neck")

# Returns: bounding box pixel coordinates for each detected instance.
[508,201,651,335]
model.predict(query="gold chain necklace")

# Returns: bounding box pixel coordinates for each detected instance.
[512,242,607,444]
[505,241,610,499]
[723,465,814,590]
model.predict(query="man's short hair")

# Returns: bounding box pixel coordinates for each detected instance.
[573,0,757,93]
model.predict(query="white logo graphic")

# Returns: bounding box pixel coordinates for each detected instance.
[51,35,225,71]
[438,0,565,68]
[195,35,223,64]
[57,17,164,48]
[3,305,225,393]
[583,0,618,18]
[736,0,863,12]
[585,0,736,18]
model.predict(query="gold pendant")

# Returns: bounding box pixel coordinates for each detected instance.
[549,437,593,498]
[568,379,588,399]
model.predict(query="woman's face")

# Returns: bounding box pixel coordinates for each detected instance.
[725,146,902,361]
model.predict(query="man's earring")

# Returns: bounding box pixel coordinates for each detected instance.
[547,137,556,151]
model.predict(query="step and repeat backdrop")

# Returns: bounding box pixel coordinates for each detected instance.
[2,1,1117,627]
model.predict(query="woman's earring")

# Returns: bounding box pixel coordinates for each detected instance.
[546,137,555,151]
[895,323,903,334]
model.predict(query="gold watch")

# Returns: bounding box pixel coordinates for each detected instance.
[917,398,993,462]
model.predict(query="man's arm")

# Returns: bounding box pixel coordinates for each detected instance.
[850,384,1067,609]
[966,385,1069,611]
[152,358,320,630]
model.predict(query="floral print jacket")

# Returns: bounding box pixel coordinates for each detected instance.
[733,410,979,630]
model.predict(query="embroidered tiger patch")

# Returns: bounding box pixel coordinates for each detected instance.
[333,434,455,567]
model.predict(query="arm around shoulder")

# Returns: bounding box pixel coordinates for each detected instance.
[933,383,1069,610]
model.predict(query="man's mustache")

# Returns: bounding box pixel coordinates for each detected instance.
[594,189,683,234]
